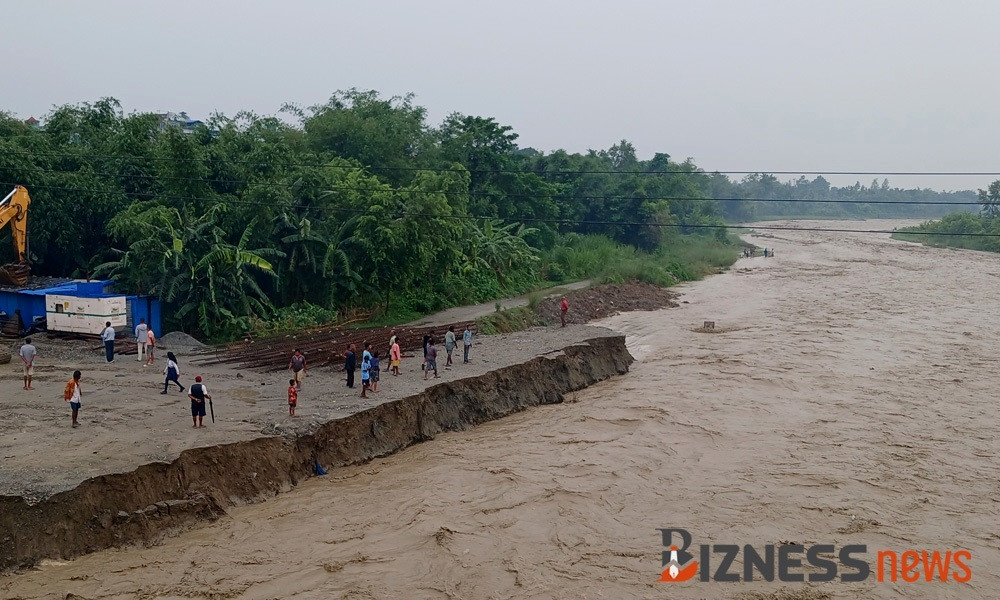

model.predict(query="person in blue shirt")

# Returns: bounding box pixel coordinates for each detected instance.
[463,325,473,364]
[361,355,371,398]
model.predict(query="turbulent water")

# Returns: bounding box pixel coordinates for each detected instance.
[4,220,998,599]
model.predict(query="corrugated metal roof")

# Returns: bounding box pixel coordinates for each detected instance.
[0,276,74,293]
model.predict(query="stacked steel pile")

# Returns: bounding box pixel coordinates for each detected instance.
[199,321,478,372]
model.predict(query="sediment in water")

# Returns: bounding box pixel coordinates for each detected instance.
[0,335,631,572]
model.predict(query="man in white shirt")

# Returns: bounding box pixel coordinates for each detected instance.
[134,318,148,362]
[19,337,37,390]
[101,321,116,363]
[188,376,212,428]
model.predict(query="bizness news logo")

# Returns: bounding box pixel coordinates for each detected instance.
[658,528,972,584]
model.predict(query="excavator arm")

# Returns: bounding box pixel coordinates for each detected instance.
[0,185,31,285]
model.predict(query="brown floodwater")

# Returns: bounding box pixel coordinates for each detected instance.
[3,220,998,599]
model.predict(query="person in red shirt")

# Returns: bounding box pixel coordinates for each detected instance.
[287,379,298,417]
[560,296,569,327]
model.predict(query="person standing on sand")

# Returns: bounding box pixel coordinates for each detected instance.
[145,328,156,367]
[344,344,357,388]
[463,324,473,363]
[560,296,569,327]
[390,338,401,376]
[64,370,82,428]
[389,329,397,352]
[361,354,371,398]
[370,351,381,393]
[187,375,211,428]
[424,338,439,380]
[288,349,306,390]
[20,337,36,390]
[422,334,431,370]
[287,379,298,417]
[162,352,184,394]
[444,326,457,368]
[134,318,148,362]
[101,321,116,363]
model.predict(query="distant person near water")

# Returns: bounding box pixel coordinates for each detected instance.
[390,338,401,376]
[20,337,36,390]
[134,318,148,362]
[288,349,306,390]
[361,354,371,398]
[161,352,184,394]
[560,296,569,327]
[445,325,457,368]
[344,344,357,388]
[64,370,83,428]
[101,321,116,363]
[422,334,431,370]
[287,379,298,417]
[370,351,381,393]
[424,338,439,380]
[145,327,156,367]
[463,324,473,363]
[188,375,211,428]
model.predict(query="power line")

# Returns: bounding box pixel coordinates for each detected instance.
[1,181,994,237]
[4,148,999,178]
[0,169,983,206]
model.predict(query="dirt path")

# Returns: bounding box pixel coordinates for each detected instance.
[408,280,592,326]
[5,220,1000,599]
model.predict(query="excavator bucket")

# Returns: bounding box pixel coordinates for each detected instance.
[0,261,30,287]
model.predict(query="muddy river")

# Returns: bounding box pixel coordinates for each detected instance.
[3,220,997,599]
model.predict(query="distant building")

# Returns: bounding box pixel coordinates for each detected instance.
[156,111,204,134]
[24,117,40,128]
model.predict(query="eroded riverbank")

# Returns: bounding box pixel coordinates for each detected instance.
[0,333,632,573]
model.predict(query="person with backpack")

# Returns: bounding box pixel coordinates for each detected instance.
[161,352,184,394]
[188,375,211,428]
[64,370,83,428]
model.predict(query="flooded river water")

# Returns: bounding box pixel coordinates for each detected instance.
[4,220,998,599]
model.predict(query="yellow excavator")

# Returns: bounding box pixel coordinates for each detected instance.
[0,185,31,286]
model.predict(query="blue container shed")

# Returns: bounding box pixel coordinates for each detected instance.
[0,278,161,335]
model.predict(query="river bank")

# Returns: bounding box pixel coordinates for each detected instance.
[6,219,998,598]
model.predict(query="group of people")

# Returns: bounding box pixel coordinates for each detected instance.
[20,317,214,429]
[98,318,157,366]
[335,324,475,399]
[741,248,776,258]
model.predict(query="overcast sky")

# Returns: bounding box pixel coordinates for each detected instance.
[4,0,998,191]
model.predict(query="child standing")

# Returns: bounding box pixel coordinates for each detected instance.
[361,354,371,398]
[370,351,381,393]
[287,378,298,417]
[64,370,82,428]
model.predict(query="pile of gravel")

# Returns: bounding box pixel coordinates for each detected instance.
[158,331,208,351]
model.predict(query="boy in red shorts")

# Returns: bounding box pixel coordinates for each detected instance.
[287,378,298,417]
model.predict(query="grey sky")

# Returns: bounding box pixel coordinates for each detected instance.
[4,0,998,191]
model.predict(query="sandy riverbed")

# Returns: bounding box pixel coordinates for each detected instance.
[3,220,999,599]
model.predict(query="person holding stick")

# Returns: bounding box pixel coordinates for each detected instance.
[188,375,212,428]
